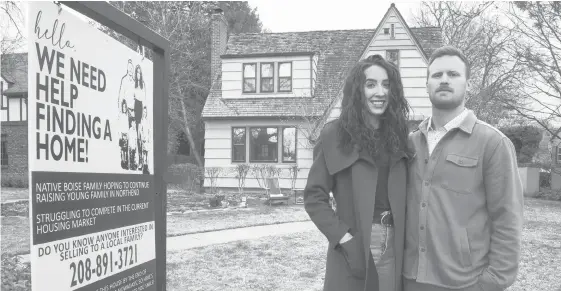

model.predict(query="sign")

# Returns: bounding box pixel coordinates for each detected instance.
[28,2,157,290]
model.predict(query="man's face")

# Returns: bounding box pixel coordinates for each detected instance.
[427,55,469,110]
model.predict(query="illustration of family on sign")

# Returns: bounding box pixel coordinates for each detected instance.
[117,59,152,174]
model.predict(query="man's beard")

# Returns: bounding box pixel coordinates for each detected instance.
[430,92,464,110]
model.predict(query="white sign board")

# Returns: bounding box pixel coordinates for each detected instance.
[28,2,157,290]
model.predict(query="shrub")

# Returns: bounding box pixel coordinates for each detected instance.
[234,164,250,194]
[539,171,551,188]
[1,201,29,217]
[205,167,223,194]
[1,254,31,291]
[1,175,29,188]
[499,125,543,164]
[167,163,204,193]
[208,194,225,208]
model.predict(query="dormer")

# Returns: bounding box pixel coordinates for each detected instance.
[219,52,317,98]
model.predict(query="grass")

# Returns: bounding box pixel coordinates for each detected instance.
[2,197,560,290]
[509,198,561,291]
[1,217,30,256]
[1,188,29,203]
[164,197,561,291]
[166,230,327,291]
[167,204,310,236]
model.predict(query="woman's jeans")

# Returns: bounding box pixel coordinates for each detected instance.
[370,222,395,291]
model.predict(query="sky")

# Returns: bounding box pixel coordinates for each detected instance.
[246,0,421,32]
[2,0,558,123]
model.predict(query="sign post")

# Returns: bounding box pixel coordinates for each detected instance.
[27,2,169,290]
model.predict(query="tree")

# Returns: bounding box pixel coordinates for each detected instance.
[103,1,263,169]
[411,2,527,125]
[1,1,25,55]
[504,2,561,141]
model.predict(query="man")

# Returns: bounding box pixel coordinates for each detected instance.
[403,46,524,291]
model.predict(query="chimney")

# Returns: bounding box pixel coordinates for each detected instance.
[211,8,228,83]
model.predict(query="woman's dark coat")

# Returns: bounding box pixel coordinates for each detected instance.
[304,120,409,291]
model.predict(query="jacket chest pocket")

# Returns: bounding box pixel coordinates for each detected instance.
[440,154,478,195]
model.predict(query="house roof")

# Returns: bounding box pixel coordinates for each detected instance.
[1,53,28,96]
[410,27,443,58]
[202,29,376,119]
[202,24,442,119]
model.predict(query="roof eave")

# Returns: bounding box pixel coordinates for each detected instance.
[221,51,316,59]
[3,90,28,96]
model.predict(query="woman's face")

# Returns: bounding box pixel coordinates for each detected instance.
[363,65,390,116]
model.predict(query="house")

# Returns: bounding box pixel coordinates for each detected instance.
[1,52,29,184]
[201,4,442,191]
[541,127,561,190]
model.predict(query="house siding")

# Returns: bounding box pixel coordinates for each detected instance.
[203,118,313,190]
[326,8,432,123]
[221,55,313,99]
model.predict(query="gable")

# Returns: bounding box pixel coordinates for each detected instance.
[361,5,429,63]
[1,53,28,96]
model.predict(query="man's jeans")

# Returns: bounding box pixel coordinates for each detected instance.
[370,223,395,291]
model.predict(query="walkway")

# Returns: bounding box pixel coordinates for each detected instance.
[167,221,316,251]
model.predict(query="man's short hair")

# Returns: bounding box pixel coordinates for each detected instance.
[428,46,470,79]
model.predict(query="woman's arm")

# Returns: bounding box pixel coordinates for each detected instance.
[304,137,351,248]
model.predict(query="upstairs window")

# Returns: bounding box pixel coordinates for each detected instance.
[243,63,257,93]
[557,145,561,164]
[278,62,292,92]
[260,63,274,93]
[391,24,395,39]
[386,50,399,68]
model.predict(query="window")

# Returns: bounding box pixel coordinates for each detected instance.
[386,50,399,67]
[278,62,292,92]
[1,81,6,109]
[232,127,246,162]
[384,28,390,35]
[260,63,274,92]
[282,127,297,163]
[557,146,561,164]
[243,63,256,93]
[249,127,278,162]
[1,135,7,166]
[391,24,395,39]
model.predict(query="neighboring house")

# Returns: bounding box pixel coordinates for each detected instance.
[201,4,443,191]
[541,128,561,190]
[1,52,29,184]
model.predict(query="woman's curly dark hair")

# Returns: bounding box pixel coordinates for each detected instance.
[338,54,412,159]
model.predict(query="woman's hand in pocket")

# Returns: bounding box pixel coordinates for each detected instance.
[339,234,366,279]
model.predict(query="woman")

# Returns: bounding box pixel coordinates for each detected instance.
[304,54,413,291]
[133,64,146,170]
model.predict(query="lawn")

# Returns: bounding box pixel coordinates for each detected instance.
[165,197,561,291]
[166,230,327,291]
[3,197,560,290]
[0,216,30,256]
